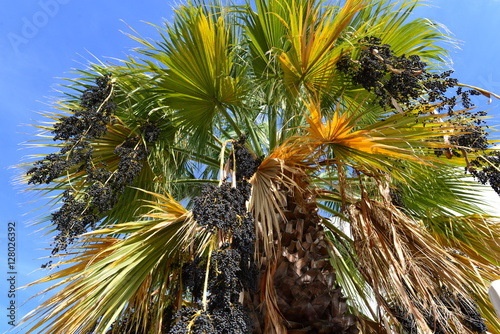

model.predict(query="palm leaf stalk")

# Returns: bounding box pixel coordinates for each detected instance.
[18,0,500,333]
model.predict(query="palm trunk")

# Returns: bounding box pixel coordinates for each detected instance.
[247,175,359,333]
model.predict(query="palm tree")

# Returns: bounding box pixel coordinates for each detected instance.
[19,0,500,333]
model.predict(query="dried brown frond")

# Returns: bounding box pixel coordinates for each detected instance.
[349,196,476,333]
[249,155,310,261]
[248,156,304,333]
[261,260,288,334]
[427,214,500,329]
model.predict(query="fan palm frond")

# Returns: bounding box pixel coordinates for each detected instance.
[20,191,209,334]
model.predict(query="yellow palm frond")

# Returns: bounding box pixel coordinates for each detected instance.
[20,191,208,334]
[299,98,472,181]
[278,0,368,96]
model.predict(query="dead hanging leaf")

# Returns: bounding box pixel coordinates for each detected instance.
[348,197,475,334]
[377,174,392,204]
[457,82,500,104]
[390,97,404,114]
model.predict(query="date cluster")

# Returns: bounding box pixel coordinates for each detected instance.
[337,36,480,113]
[170,136,259,333]
[27,76,160,255]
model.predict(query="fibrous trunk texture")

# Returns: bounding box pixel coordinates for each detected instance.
[247,180,358,334]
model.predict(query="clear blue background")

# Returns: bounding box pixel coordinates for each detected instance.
[1,1,500,332]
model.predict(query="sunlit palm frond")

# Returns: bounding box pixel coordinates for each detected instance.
[350,0,453,65]
[243,0,291,78]
[277,0,367,96]
[157,6,246,145]
[323,218,380,328]
[299,98,466,181]
[395,166,491,217]
[21,191,209,334]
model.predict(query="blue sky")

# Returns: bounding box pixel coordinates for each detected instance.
[1,0,500,332]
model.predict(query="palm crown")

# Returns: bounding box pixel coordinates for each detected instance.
[20,0,500,333]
